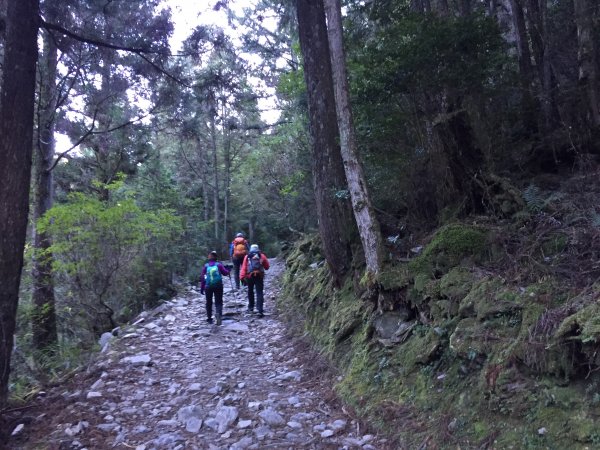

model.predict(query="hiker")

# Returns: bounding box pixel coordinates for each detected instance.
[200,251,230,325]
[240,244,270,317]
[229,232,249,289]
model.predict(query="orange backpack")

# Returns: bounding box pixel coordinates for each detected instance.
[232,237,247,258]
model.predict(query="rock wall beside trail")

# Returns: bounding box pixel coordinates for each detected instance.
[280,230,600,449]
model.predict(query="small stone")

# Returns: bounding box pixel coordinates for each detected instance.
[99,332,113,348]
[538,427,547,435]
[237,419,252,429]
[241,347,255,353]
[287,396,301,406]
[215,405,239,433]
[275,371,301,382]
[231,436,253,450]
[204,418,219,431]
[86,391,102,399]
[331,419,347,431]
[90,379,104,390]
[177,405,203,423]
[237,382,246,389]
[120,354,152,367]
[185,417,202,433]
[259,408,285,426]
[97,424,117,432]
[254,425,272,440]
[320,429,334,438]
[188,383,202,392]
[11,424,24,436]
[157,420,178,427]
[287,421,302,429]
[313,423,326,432]
[248,401,262,410]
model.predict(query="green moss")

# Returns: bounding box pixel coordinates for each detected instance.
[409,224,489,275]
[439,267,474,302]
[378,265,411,291]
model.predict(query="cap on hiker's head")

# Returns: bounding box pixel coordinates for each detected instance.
[250,244,259,252]
[236,232,244,238]
[208,250,218,258]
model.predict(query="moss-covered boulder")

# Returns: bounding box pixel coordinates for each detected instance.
[409,224,489,276]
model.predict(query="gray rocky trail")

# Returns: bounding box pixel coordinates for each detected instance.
[17,259,385,450]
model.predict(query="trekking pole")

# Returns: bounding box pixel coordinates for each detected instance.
[228,273,234,291]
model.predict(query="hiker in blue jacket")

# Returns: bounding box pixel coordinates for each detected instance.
[200,251,230,325]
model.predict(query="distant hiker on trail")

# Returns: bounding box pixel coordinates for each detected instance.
[240,244,270,318]
[200,251,230,326]
[229,232,249,290]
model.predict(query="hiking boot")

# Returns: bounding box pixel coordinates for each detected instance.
[216,314,222,326]
[246,308,254,314]
[206,318,213,324]
[257,312,264,318]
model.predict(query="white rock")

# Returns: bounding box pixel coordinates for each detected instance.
[215,406,239,433]
[259,408,285,426]
[99,332,113,348]
[11,424,24,436]
[120,354,152,366]
[320,429,334,438]
[275,370,301,382]
[86,391,102,399]
[237,419,252,429]
[287,396,301,406]
[90,379,104,390]
[331,419,347,431]
[538,427,547,435]
[188,383,202,391]
[248,401,262,410]
[287,421,302,429]
[230,436,253,450]
[177,405,203,423]
[185,417,202,433]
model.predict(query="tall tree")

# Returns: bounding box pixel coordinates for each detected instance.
[324,0,384,277]
[296,0,355,284]
[0,0,40,407]
[574,0,600,128]
[31,20,59,356]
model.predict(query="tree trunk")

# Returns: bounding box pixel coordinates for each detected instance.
[574,0,600,127]
[222,111,231,249]
[0,0,39,408]
[323,0,385,277]
[509,0,538,132]
[32,28,58,356]
[209,104,220,245]
[297,0,355,285]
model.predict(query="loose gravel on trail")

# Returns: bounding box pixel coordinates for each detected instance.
[9,259,385,450]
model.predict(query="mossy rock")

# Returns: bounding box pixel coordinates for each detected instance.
[389,328,442,370]
[378,265,412,291]
[439,267,475,302]
[449,317,516,360]
[458,277,522,320]
[408,224,489,276]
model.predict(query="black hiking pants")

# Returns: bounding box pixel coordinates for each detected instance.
[232,257,243,289]
[246,276,264,314]
[206,283,224,320]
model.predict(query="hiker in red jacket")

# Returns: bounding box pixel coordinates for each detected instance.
[229,232,249,290]
[240,244,270,317]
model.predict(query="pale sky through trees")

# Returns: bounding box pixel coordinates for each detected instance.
[55,0,280,154]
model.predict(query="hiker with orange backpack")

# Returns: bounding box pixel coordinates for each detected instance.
[229,232,249,290]
[200,251,230,325]
[240,244,270,317]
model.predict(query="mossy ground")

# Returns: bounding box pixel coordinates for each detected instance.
[280,226,600,449]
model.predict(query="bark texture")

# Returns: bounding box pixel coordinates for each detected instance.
[0,0,40,407]
[32,27,59,355]
[323,0,384,275]
[296,0,355,284]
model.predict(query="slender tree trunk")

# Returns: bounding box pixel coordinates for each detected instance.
[324,0,385,276]
[574,0,600,127]
[32,29,58,356]
[0,0,39,408]
[196,138,211,222]
[209,105,220,244]
[297,0,355,285]
[222,109,231,248]
[509,0,538,132]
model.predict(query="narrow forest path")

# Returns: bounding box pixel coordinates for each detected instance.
[9,259,385,450]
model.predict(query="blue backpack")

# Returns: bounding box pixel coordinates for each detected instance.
[204,263,222,287]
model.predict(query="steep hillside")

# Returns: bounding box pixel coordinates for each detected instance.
[280,171,600,449]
